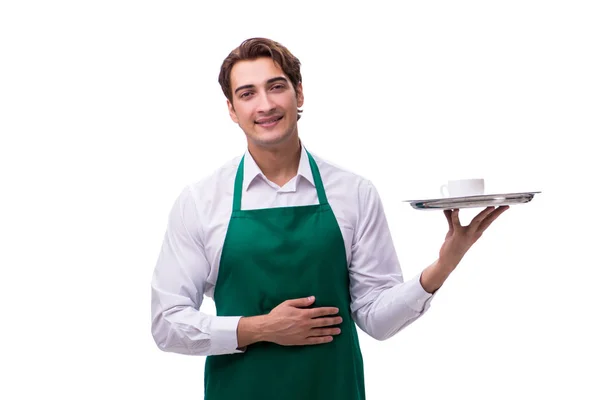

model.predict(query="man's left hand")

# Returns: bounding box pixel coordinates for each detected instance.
[438,205,510,271]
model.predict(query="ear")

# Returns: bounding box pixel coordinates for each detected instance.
[296,82,304,107]
[227,99,239,124]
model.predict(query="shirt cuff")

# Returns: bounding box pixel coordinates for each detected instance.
[403,274,435,313]
[209,316,244,355]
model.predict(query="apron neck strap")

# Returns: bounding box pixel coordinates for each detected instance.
[306,151,328,206]
[232,150,329,212]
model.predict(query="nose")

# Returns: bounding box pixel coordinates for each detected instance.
[256,91,276,114]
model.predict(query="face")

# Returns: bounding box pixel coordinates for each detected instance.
[227,57,304,149]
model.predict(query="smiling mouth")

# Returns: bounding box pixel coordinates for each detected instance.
[255,116,283,125]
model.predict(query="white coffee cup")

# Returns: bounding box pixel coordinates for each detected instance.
[440,179,485,198]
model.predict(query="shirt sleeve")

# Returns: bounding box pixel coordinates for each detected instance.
[349,180,435,341]
[151,186,243,356]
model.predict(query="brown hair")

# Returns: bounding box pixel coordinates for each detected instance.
[218,37,303,119]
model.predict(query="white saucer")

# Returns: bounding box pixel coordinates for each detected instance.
[403,192,541,210]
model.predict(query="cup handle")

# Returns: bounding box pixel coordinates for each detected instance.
[440,184,449,197]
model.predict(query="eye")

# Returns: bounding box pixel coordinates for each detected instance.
[271,84,285,91]
[240,91,253,99]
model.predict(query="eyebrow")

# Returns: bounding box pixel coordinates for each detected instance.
[234,77,288,95]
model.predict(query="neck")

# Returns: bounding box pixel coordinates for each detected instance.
[247,136,302,187]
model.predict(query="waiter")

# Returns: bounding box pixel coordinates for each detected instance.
[151,37,508,400]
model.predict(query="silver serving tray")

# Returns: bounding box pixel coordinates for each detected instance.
[404,192,541,210]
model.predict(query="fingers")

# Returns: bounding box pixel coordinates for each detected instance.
[306,307,339,318]
[444,209,453,231]
[310,327,341,337]
[451,209,461,227]
[471,206,496,226]
[303,336,334,345]
[477,205,509,233]
[310,316,343,328]
[444,209,461,233]
[284,296,316,308]
[273,298,344,347]
[302,328,342,345]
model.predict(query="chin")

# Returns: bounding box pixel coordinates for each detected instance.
[249,129,296,148]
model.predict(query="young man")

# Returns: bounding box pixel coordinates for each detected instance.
[151,38,508,400]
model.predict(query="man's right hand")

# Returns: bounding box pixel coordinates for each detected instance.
[236,296,342,348]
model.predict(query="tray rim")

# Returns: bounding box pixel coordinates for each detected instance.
[403,191,541,204]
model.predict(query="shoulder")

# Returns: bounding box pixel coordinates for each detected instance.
[309,150,376,199]
[184,155,241,201]
[169,155,242,228]
[308,150,384,236]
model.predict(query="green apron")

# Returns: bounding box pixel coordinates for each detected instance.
[204,151,365,400]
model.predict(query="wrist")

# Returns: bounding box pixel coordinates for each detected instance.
[420,260,455,293]
[434,257,459,274]
[237,315,267,348]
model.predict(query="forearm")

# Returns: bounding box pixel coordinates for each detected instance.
[151,302,242,356]
[353,275,433,341]
[419,258,457,294]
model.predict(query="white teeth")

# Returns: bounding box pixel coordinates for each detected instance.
[258,117,280,124]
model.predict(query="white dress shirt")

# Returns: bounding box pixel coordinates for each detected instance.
[151,145,435,356]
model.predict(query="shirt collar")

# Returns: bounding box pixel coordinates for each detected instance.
[242,144,315,191]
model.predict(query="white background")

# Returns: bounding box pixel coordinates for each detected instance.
[1,1,599,399]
